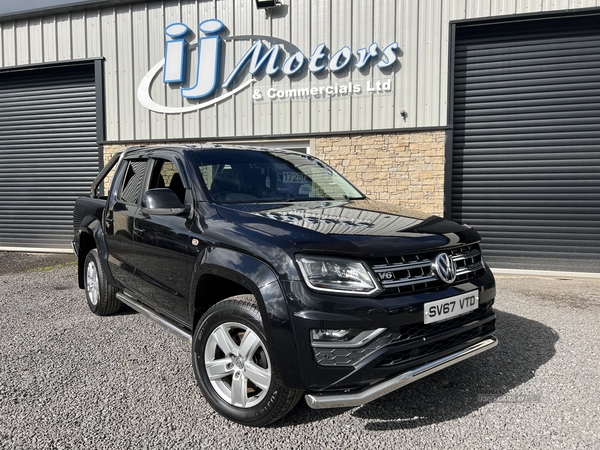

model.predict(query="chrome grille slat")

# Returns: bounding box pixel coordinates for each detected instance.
[369,244,485,294]
[372,260,431,272]
[381,274,437,288]
[456,261,484,276]
[451,249,481,262]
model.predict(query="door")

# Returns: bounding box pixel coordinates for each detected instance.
[133,156,193,322]
[105,158,147,290]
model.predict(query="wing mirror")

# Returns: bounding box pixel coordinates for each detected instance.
[142,188,188,215]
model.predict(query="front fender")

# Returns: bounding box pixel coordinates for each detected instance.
[190,247,304,389]
[75,216,115,289]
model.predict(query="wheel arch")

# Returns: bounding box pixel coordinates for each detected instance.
[190,247,304,389]
[75,216,115,289]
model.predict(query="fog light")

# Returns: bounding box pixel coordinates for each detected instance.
[311,328,388,348]
[311,329,355,342]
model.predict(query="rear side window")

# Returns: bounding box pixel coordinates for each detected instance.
[119,160,147,204]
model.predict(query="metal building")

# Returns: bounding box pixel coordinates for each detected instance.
[0,0,599,274]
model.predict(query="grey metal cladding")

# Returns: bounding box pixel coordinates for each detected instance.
[3,1,600,141]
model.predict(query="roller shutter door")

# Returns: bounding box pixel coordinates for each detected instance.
[451,15,600,273]
[0,63,99,252]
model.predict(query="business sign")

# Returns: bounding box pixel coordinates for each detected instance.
[138,19,399,114]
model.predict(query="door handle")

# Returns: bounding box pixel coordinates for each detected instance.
[134,227,144,237]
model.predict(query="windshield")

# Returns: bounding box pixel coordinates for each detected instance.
[192,149,365,204]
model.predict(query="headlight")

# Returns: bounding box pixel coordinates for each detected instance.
[295,255,383,296]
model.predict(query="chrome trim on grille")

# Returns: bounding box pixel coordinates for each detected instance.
[370,245,484,292]
[452,249,480,262]
[305,336,498,409]
[372,260,431,273]
[382,274,437,288]
[456,261,484,276]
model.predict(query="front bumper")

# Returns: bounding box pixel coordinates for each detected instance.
[280,269,496,392]
[305,336,497,408]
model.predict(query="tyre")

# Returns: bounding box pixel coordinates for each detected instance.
[192,295,302,427]
[84,249,122,316]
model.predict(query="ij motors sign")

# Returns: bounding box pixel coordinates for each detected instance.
[137,19,399,114]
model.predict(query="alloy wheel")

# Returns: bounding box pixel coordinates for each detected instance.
[204,321,272,408]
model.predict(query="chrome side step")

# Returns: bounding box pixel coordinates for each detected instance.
[116,292,192,344]
[305,336,498,409]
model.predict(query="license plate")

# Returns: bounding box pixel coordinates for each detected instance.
[424,291,479,324]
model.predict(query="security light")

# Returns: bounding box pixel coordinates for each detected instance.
[255,0,280,9]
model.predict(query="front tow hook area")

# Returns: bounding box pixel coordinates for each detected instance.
[304,336,498,409]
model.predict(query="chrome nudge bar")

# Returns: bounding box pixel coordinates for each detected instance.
[305,336,498,409]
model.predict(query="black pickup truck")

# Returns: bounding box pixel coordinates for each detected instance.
[72,144,497,426]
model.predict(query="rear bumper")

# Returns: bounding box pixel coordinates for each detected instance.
[305,336,498,409]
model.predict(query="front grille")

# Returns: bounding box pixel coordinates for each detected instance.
[368,243,486,295]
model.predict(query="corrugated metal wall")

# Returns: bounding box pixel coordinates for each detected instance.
[3,0,600,142]
[451,15,600,273]
[0,63,99,251]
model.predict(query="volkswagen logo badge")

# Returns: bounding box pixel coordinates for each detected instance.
[432,253,457,284]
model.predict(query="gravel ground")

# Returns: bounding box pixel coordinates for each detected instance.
[0,253,598,449]
[0,252,76,276]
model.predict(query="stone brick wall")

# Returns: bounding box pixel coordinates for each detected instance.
[102,132,447,216]
[315,131,446,216]
[99,144,131,193]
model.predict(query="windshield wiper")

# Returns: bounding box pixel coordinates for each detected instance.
[343,195,365,200]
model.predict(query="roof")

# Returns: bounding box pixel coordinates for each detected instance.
[119,144,303,158]
[0,0,145,22]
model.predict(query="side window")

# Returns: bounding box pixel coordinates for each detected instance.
[148,158,186,203]
[120,160,147,204]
